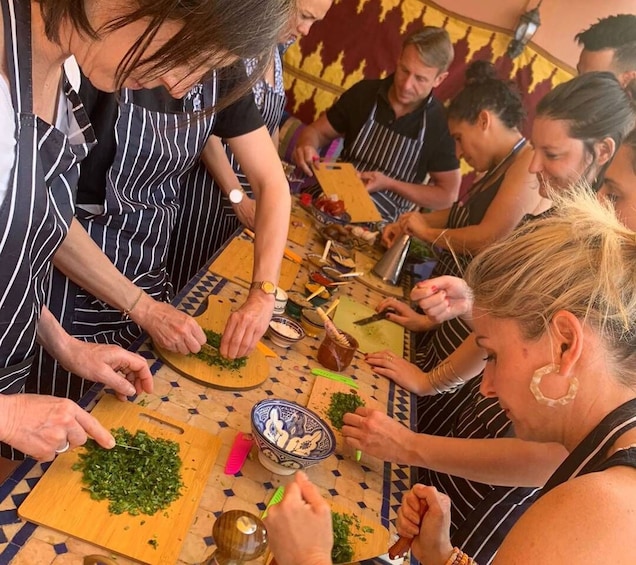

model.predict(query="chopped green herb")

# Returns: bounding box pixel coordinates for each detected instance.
[72,427,184,516]
[332,511,355,563]
[331,511,375,563]
[193,330,248,370]
[137,398,148,407]
[148,537,158,549]
[326,392,365,430]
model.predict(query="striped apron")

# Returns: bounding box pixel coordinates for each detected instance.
[0,0,94,457]
[344,98,429,223]
[167,51,286,292]
[413,139,533,562]
[29,81,218,400]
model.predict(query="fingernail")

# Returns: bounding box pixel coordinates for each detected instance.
[106,436,116,449]
[431,286,438,292]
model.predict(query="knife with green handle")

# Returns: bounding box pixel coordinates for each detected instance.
[261,485,285,518]
[310,367,358,389]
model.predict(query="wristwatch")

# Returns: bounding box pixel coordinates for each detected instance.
[229,187,245,204]
[250,281,277,295]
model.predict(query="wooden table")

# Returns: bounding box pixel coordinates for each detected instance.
[0,202,414,565]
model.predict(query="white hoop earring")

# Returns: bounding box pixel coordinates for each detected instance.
[530,363,579,407]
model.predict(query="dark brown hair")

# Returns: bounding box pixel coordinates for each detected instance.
[37,0,292,107]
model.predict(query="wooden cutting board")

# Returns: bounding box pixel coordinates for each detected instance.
[307,377,380,457]
[208,236,300,291]
[312,162,382,223]
[288,214,311,246]
[19,394,221,565]
[155,295,269,390]
[332,295,404,357]
[354,250,404,298]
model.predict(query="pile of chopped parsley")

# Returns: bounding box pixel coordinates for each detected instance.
[193,329,248,371]
[73,427,184,516]
[326,392,366,430]
[331,511,374,563]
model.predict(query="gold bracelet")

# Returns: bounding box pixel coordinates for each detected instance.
[122,288,144,320]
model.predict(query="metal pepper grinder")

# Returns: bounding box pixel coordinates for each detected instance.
[205,509,268,565]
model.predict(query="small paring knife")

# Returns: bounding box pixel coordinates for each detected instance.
[353,308,396,326]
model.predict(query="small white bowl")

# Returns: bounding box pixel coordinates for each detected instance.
[267,316,305,348]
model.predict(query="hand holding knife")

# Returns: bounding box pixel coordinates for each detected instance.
[353,307,396,326]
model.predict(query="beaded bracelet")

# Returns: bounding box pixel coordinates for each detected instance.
[444,547,478,565]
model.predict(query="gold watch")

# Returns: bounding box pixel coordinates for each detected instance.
[250,280,276,295]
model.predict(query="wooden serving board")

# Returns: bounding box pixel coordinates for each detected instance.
[288,213,311,246]
[332,295,404,357]
[155,295,269,390]
[354,250,404,298]
[208,236,300,291]
[19,394,221,565]
[307,377,380,456]
[312,162,382,223]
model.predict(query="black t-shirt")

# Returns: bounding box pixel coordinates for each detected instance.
[325,75,458,182]
[76,68,264,205]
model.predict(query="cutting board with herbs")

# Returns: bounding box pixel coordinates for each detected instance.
[312,162,382,223]
[155,295,269,390]
[332,295,405,357]
[18,394,221,565]
[306,376,379,457]
[354,250,404,298]
[208,235,300,291]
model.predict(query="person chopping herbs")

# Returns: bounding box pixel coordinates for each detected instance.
[0,0,289,462]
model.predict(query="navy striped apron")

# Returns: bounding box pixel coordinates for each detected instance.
[344,97,429,223]
[411,139,533,562]
[167,51,286,292]
[0,0,94,457]
[29,80,218,400]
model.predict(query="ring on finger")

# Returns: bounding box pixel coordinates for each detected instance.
[55,440,70,454]
[387,355,393,362]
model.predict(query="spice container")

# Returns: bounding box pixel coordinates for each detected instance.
[285,291,313,319]
[300,308,324,337]
[317,331,359,371]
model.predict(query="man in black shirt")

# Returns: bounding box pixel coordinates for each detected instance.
[293,27,461,222]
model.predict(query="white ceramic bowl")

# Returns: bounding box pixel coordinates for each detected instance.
[267,316,305,347]
[250,398,336,475]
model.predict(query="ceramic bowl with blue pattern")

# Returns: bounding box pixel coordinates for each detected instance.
[250,399,336,475]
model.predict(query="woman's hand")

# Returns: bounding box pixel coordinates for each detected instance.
[0,394,115,461]
[398,212,431,241]
[341,407,413,464]
[133,294,206,355]
[375,297,433,332]
[365,350,433,395]
[381,222,404,248]
[57,341,153,401]
[264,472,333,565]
[397,485,454,565]
[232,196,257,230]
[411,276,474,326]
[220,290,274,359]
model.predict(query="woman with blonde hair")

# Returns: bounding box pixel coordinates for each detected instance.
[265,186,636,564]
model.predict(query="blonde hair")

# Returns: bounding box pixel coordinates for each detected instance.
[465,186,636,384]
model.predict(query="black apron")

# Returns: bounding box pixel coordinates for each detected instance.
[29,80,219,400]
[0,0,94,457]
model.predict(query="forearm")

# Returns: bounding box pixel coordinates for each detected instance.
[407,434,567,487]
[386,177,456,210]
[36,306,74,361]
[200,135,241,196]
[53,219,142,315]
